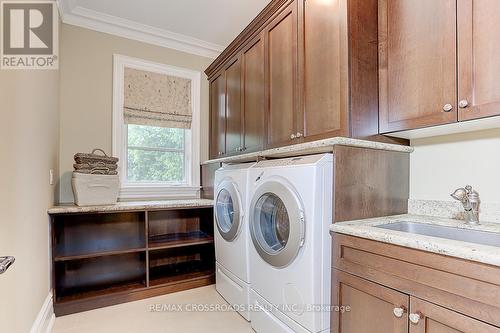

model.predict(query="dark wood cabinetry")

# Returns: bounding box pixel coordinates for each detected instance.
[265,0,298,148]
[241,34,265,153]
[457,0,500,122]
[50,206,214,316]
[380,0,500,134]
[224,56,243,155]
[209,74,226,158]
[301,0,348,141]
[331,234,500,333]
[206,0,404,159]
[378,0,457,133]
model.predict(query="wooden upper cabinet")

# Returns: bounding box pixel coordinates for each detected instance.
[209,73,226,159]
[457,0,500,121]
[409,297,500,333]
[241,34,265,153]
[224,56,242,155]
[265,0,298,148]
[379,0,458,133]
[301,0,348,140]
[332,269,409,333]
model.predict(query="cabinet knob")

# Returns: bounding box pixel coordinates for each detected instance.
[459,99,469,108]
[296,132,303,138]
[442,104,453,112]
[290,133,296,139]
[218,151,223,156]
[409,312,423,325]
[393,306,407,318]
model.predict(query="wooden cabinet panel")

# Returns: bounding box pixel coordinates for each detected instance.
[332,269,409,333]
[302,0,347,140]
[458,0,500,121]
[265,0,298,148]
[242,34,265,153]
[209,74,226,159]
[409,297,500,333]
[379,0,457,133]
[225,57,242,155]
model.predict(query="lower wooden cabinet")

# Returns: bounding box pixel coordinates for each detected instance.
[409,297,500,333]
[332,270,408,333]
[331,234,500,333]
[332,269,500,333]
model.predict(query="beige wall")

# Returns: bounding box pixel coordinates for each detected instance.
[410,128,500,203]
[59,24,213,203]
[0,59,59,331]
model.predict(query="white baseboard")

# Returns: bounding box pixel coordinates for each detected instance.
[30,293,55,333]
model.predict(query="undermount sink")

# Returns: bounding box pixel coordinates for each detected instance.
[375,221,500,247]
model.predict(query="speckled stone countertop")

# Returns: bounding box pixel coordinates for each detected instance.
[202,137,413,165]
[330,214,500,267]
[48,199,214,215]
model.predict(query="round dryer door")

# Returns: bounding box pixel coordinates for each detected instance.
[249,179,305,268]
[215,180,242,241]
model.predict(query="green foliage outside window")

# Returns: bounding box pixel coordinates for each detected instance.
[127,124,186,182]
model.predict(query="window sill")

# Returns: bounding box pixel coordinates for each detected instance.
[119,184,201,201]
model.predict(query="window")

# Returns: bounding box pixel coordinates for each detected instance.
[127,125,187,183]
[113,55,201,200]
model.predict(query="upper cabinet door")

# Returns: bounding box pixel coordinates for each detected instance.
[301,0,348,140]
[409,297,499,333]
[332,270,409,333]
[209,73,226,159]
[458,0,500,121]
[265,0,299,148]
[242,34,265,153]
[379,0,458,133]
[224,56,242,155]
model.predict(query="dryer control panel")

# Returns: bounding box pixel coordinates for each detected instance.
[253,154,333,168]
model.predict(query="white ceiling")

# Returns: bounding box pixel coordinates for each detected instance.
[59,0,272,58]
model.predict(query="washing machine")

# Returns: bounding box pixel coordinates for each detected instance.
[214,162,255,321]
[247,154,333,333]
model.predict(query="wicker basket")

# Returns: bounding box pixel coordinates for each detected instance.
[74,148,119,165]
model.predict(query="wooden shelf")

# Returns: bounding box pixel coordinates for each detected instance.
[57,281,146,303]
[148,231,214,250]
[51,206,214,316]
[54,247,147,262]
[150,269,215,287]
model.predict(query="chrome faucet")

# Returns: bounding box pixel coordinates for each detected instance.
[451,185,480,225]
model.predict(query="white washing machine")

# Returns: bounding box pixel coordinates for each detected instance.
[214,162,255,321]
[248,154,333,333]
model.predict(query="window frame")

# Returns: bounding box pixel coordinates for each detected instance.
[112,54,201,200]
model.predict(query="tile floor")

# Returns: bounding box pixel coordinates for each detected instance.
[52,286,254,333]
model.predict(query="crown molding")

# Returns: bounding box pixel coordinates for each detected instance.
[56,0,223,59]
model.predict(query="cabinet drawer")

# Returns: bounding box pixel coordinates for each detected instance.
[332,233,500,327]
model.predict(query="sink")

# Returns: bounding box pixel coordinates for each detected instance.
[375,221,500,247]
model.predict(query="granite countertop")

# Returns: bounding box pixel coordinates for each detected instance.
[202,137,414,165]
[48,199,214,214]
[330,214,500,267]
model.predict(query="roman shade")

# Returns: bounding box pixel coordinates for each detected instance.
[123,67,192,129]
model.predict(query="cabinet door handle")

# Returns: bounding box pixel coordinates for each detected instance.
[459,99,469,108]
[393,306,407,318]
[409,311,423,324]
[290,133,296,140]
[442,104,453,112]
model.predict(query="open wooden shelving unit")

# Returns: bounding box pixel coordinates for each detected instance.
[50,205,214,316]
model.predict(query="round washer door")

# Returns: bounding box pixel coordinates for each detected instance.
[249,179,305,268]
[215,180,242,241]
